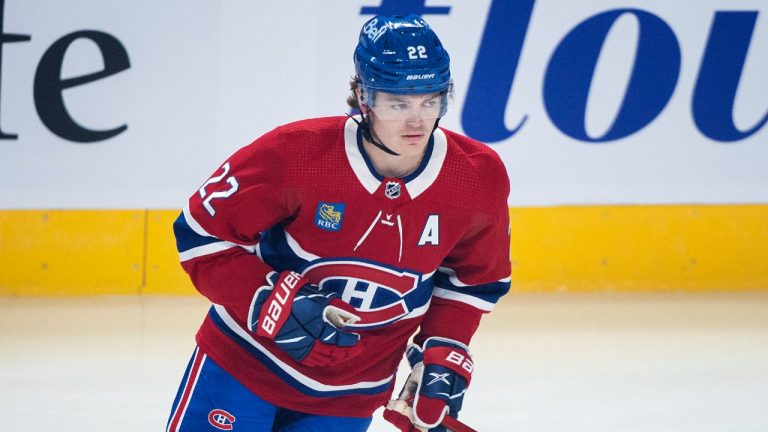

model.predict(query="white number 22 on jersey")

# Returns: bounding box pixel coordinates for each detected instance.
[198,162,239,216]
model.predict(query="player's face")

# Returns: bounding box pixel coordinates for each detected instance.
[367,92,441,156]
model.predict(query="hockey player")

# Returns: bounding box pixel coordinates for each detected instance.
[167,14,511,432]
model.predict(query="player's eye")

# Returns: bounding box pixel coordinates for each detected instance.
[423,100,438,108]
[391,103,409,111]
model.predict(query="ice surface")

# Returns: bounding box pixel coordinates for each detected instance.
[1,292,767,432]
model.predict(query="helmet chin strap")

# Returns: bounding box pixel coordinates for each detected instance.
[347,113,400,156]
[346,112,441,158]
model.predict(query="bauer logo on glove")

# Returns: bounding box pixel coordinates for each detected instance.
[256,271,304,338]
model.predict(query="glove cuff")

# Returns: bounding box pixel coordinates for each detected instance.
[422,336,470,352]
[422,338,473,384]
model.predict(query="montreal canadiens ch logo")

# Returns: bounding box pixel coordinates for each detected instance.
[302,260,425,329]
[208,409,236,430]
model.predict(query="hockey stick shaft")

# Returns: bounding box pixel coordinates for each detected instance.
[382,402,477,432]
[441,413,477,432]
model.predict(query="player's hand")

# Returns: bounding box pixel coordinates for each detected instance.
[248,271,362,367]
[384,337,473,431]
[384,399,428,432]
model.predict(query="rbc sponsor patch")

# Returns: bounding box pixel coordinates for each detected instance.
[315,202,346,232]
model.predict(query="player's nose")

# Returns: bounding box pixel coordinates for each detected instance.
[404,114,425,126]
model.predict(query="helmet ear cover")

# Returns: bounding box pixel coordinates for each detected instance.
[355,85,372,114]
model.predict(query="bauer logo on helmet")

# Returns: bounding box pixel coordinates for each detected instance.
[406,74,435,81]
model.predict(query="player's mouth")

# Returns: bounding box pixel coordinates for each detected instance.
[401,131,427,142]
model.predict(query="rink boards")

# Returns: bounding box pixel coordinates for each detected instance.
[2,2,767,296]
[1,205,766,296]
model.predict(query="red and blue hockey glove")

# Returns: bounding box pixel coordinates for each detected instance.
[384,337,473,431]
[248,271,362,367]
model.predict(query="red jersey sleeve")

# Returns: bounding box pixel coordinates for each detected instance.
[173,128,296,321]
[415,149,512,347]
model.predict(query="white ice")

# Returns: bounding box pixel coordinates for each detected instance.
[1,292,767,431]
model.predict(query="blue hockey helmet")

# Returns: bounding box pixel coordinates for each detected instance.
[354,14,452,96]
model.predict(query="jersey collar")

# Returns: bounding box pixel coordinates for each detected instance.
[344,116,447,199]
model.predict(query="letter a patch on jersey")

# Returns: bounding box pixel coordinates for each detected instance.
[315,202,346,232]
[418,214,440,246]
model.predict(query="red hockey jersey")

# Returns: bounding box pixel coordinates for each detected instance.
[173,116,511,417]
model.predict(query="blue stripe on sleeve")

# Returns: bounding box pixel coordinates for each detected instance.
[257,225,312,272]
[173,212,221,253]
[434,270,511,305]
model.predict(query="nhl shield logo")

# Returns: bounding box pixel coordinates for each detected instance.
[385,181,401,200]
